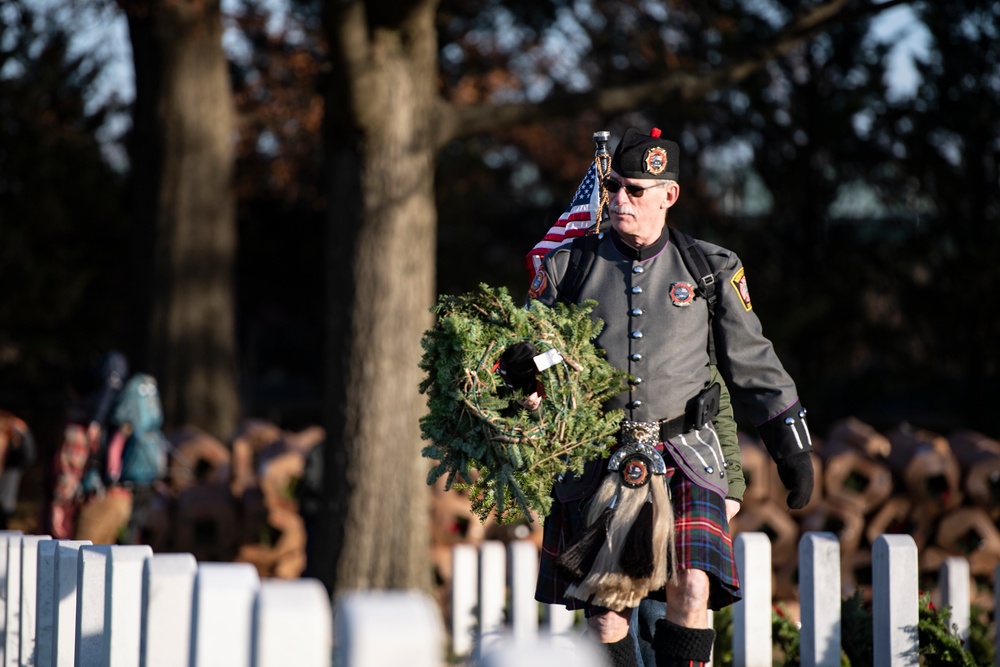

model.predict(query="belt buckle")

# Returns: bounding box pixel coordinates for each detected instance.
[620,420,659,448]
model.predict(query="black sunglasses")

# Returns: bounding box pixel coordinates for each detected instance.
[604,178,666,198]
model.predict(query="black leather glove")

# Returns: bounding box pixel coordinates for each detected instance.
[497,342,539,394]
[775,451,813,509]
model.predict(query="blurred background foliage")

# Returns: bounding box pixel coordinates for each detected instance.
[0,0,997,460]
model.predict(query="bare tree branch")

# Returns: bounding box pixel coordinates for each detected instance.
[434,0,914,147]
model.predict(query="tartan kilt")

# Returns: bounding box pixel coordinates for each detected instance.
[535,454,741,611]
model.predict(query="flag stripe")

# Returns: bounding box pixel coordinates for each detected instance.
[523,162,601,281]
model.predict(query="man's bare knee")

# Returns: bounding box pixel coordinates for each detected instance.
[665,569,711,628]
[586,608,632,643]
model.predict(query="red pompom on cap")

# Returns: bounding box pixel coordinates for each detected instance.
[650,127,662,138]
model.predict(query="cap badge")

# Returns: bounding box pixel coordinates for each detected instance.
[669,282,695,307]
[644,147,668,175]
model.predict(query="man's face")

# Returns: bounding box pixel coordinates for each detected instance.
[607,169,680,246]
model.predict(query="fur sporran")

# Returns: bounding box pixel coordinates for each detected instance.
[556,443,677,611]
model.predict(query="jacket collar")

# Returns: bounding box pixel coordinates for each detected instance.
[610,227,669,261]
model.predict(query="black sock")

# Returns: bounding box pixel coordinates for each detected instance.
[651,619,716,667]
[601,634,639,667]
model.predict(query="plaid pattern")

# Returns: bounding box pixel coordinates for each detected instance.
[536,456,741,611]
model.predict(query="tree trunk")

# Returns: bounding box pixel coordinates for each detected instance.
[314,0,438,594]
[307,0,881,595]
[123,0,240,439]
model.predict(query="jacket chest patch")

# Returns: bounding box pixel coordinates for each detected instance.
[669,282,695,307]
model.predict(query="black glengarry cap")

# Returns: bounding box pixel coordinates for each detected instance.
[611,127,680,181]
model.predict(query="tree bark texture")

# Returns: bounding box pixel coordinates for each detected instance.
[319,0,438,593]
[123,0,240,439]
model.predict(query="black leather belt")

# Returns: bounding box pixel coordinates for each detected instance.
[658,412,693,440]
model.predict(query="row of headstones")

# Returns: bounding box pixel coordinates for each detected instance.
[451,540,578,658]
[736,532,1000,667]
[0,530,602,667]
[0,531,334,667]
[450,533,1000,667]
[10,527,992,667]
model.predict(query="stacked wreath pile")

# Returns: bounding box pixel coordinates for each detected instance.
[419,284,630,524]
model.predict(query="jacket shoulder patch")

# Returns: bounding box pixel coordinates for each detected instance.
[528,268,548,299]
[730,267,752,311]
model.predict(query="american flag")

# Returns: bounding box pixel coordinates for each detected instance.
[523,162,601,281]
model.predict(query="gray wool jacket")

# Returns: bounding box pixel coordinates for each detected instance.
[529,227,809,497]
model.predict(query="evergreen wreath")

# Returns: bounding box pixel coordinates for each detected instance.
[419,283,630,524]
